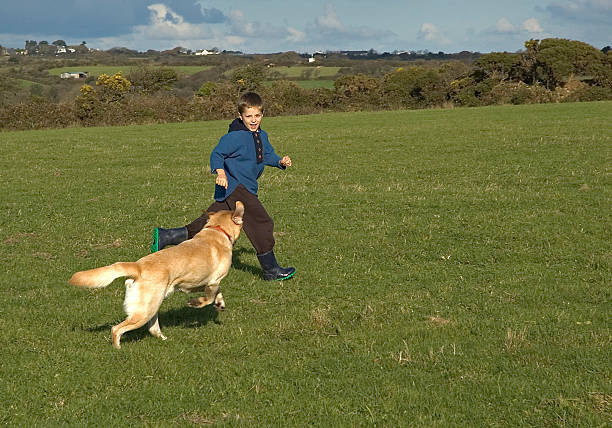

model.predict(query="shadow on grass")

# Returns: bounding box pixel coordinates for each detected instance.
[231,247,261,277]
[86,305,219,331]
[85,306,221,345]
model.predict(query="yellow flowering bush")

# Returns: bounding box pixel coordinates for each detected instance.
[95,72,131,102]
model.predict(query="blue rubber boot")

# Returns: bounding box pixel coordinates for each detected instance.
[151,227,188,253]
[257,250,296,281]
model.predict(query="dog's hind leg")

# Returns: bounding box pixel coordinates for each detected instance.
[111,317,146,349]
[111,280,165,349]
[187,284,220,308]
[147,313,167,341]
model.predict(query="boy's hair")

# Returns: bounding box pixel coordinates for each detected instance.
[238,92,264,114]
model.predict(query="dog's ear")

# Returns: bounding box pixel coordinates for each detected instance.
[232,201,245,225]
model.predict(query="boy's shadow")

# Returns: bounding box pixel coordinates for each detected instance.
[85,248,260,343]
[231,247,260,276]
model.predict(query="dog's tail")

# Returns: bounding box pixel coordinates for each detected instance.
[69,262,140,288]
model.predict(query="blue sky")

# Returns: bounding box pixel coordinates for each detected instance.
[1,1,610,53]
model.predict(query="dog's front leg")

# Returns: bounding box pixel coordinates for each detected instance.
[187,284,219,308]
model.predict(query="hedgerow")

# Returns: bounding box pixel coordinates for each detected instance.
[1,38,611,131]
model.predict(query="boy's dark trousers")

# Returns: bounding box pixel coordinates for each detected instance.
[185,184,275,255]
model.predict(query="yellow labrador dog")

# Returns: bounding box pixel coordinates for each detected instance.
[69,201,244,349]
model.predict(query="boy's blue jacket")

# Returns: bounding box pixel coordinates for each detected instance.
[210,118,285,201]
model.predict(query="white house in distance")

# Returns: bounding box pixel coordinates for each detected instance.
[309,51,326,63]
[56,46,76,54]
[195,49,220,56]
[60,71,89,79]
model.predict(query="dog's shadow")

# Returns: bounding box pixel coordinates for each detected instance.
[86,305,221,345]
[85,248,260,344]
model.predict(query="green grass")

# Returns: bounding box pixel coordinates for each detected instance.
[47,65,213,78]
[0,102,610,426]
[293,79,335,89]
[16,78,39,88]
[268,65,341,79]
[264,79,335,89]
[0,73,41,89]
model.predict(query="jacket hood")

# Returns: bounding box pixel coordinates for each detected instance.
[228,118,249,132]
[228,117,262,133]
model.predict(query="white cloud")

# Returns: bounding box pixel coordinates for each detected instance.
[545,0,612,23]
[286,27,306,43]
[522,18,544,33]
[148,4,182,26]
[305,4,395,50]
[592,0,612,9]
[575,0,612,10]
[138,4,212,39]
[223,35,246,46]
[418,23,450,44]
[485,17,545,37]
[496,17,517,33]
[121,4,290,52]
[228,10,257,36]
[316,5,343,31]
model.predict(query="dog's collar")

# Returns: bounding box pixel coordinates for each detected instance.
[207,225,233,244]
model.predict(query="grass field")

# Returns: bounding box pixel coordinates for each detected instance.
[292,79,335,89]
[47,65,214,78]
[268,66,342,79]
[264,79,335,89]
[0,102,610,426]
[47,65,338,89]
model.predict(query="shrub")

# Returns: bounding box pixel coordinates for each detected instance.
[191,81,238,121]
[95,72,131,103]
[195,81,217,97]
[0,98,77,130]
[127,66,178,94]
[560,83,612,102]
[449,77,484,107]
[333,74,381,110]
[260,81,310,116]
[487,81,553,105]
[122,94,193,124]
[381,67,446,109]
[309,87,335,111]
[230,64,266,93]
[74,73,132,125]
[74,84,99,124]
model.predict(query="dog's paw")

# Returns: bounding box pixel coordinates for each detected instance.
[214,293,225,311]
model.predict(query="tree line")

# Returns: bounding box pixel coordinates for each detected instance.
[1,38,611,131]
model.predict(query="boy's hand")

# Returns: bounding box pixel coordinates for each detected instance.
[280,156,292,167]
[216,169,228,189]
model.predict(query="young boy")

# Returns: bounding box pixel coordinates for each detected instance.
[151,92,295,281]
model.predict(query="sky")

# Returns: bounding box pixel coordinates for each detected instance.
[1,0,611,54]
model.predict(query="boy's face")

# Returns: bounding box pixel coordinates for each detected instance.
[239,107,263,132]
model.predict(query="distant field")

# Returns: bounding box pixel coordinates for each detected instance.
[47,65,213,78]
[264,79,335,89]
[15,78,40,88]
[293,79,335,89]
[47,65,340,87]
[1,102,610,426]
[227,65,341,82]
[268,65,341,79]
